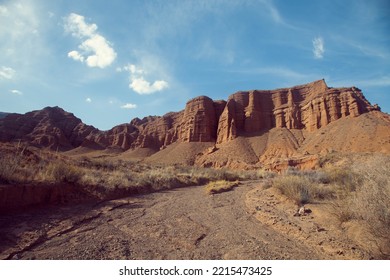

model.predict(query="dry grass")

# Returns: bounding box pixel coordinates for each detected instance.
[46,162,84,184]
[350,156,390,258]
[204,180,239,194]
[273,175,311,205]
[273,168,340,205]
[0,144,263,199]
[272,155,390,258]
[1,144,389,257]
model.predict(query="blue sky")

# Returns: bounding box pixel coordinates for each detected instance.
[0,0,389,130]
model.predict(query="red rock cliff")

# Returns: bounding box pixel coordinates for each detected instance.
[216,79,378,143]
[0,80,379,151]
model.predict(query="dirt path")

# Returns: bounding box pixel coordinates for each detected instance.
[0,181,360,260]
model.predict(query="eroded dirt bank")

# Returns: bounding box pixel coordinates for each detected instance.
[0,181,369,260]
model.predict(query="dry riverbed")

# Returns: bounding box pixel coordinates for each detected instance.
[0,181,370,260]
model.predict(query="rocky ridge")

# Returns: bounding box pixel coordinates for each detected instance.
[0,112,9,119]
[0,107,98,150]
[0,79,386,167]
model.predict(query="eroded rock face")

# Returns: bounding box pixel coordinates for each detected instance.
[216,80,378,143]
[179,96,219,142]
[0,107,99,150]
[0,80,380,151]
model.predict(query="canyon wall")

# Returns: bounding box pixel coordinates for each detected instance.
[216,79,377,143]
[0,80,380,151]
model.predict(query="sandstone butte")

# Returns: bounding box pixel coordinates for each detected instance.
[1,79,390,169]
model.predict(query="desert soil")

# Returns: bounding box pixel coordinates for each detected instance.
[0,181,370,260]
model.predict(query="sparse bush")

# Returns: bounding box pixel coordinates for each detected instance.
[318,151,340,167]
[328,198,356,223]
[256,169,276,180]
[351,157,390,258]
[0,156,21,183]
[136,168,183,191]
[273,175,312,205]
[304,170,331,184]
[324,167,361,193]
[0,154,39,184]
[47,162,84,184]
[284,167,330,184]
[310,184,337,200]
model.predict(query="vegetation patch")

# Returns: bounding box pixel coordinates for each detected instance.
[272,175,311,205]
[204,180,239,195]
[0,144,262,197]
[270,156,390,258]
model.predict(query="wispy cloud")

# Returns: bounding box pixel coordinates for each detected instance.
[120,103,137,109]
[360,76,390,87]
[331,35,390,59]
[10,89,22,95]
[118,64,169,95]
[225,65,325,88]
[228,66,318,81]
[0,2,39,42]
[85,97,92,103]
[259,0,283,24]
[64,13,117,68]
[331,75,390,88]
[0,66,15,80]
[313,37,325,59]
[256,0,301,30]
[195,39,235,65]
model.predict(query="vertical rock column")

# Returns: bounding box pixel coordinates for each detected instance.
[181,96,218,142]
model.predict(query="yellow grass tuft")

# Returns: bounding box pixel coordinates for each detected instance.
[204,180,239,195]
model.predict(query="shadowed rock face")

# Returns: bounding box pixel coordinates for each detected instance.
[0,106,99,150]
[0,80,380,151]
[0,112,9,119]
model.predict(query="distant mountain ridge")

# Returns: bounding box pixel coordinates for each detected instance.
[0,112,10,119]
[1,79,389,169]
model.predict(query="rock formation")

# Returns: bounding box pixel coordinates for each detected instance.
[0,106,98,150]
[0,112,9,119]
[0,80,383,158]
[216,79,378,143]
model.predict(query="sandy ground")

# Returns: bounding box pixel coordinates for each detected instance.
[0,181,371,260]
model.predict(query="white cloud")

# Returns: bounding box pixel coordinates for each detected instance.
[0,1,47,81]
[0,66,15,80]
[10,89,22,95]
[0,6,8,15]
[120,64,169,95]
[0,2,40,42]
[64,13,116,68]
[313,37,325,59]
[65,13,97,38]
[68,50,84,62]
[86,97,92,103]
[130,77,169,95]
[121,103,137,109]
[127,64,144,75]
